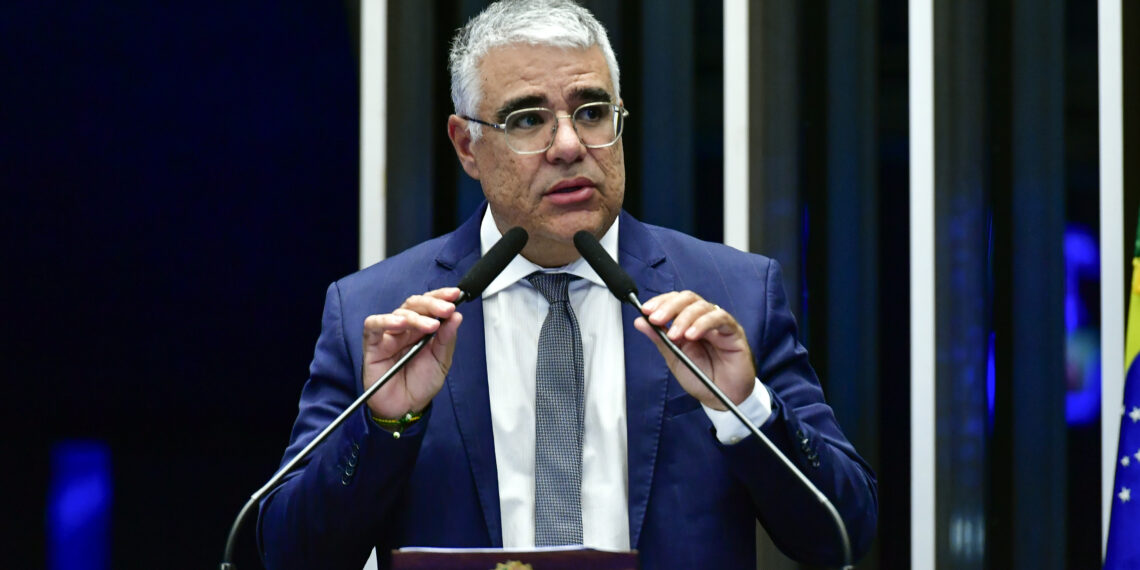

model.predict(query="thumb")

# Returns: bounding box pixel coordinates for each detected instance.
[429,310,463,362]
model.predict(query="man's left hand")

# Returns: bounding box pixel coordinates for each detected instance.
[633,291,756,409]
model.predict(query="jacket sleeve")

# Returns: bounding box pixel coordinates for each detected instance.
[256,281,430,570]
[719,259,878,565]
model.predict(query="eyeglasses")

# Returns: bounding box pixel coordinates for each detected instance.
[462,101,630,155]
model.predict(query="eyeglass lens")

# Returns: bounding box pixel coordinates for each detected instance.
[503,102,623,152]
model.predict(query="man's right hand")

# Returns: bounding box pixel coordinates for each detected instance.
[361,287,464,419]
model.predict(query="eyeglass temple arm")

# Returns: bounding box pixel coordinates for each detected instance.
[460,116,506,131]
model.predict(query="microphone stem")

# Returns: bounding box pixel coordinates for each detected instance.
[220,292,472,568]
[625,292,854,570]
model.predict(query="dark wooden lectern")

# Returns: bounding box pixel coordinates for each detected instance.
[390,547,638,569]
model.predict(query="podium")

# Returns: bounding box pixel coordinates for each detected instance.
[390,546,638,569]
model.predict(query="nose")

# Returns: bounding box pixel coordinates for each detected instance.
[545,114,586,163]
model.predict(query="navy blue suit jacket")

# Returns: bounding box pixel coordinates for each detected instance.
[258,206,877,569]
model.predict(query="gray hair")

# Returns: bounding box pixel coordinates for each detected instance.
[448,0,621,139]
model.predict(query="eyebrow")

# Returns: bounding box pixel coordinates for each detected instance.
[493,87,615,122]
[495,95,548,122]
[571,87,613,105]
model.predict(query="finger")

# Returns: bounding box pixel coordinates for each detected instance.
[363,313,413,339]
[681,304,739,342]
[424,287,463,302]
[666,298,721,342]
[399,292,460,320]
[422,310,464,370]
[433,309,464,347]
[392,307,446,333]
[638,292,673,315]
[643,291,705,340]
[641,291,691,327]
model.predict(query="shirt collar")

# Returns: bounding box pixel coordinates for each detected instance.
[479,206,620,299]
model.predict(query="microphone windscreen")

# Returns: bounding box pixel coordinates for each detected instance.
[456,226,528,299]
[573,230,639,299]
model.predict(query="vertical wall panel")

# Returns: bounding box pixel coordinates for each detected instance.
[640,0,694,233]
[750,0,802,318]
[386,0,440,255]
[933,0,990,566]
[1098,0,1126,553]
[878,0,913,567]
[825,0,881,483]
[360,0,387,267]
[825,1,883,566]
[1009,0,1067,566]
[990,1,1068,567]
[723,0,749,251]
[908,0,937,566]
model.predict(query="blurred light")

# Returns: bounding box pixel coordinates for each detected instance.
[48,441,111,570]
[1064,224,1101,426]
[987,331,995,428]
[1064,225,1100,332]
[949,512,986,561]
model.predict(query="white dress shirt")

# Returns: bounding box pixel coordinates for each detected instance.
[478,208,772,550]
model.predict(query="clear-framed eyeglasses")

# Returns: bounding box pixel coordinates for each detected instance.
[462,101,630,155]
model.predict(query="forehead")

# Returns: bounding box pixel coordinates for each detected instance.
[476,44,614,113]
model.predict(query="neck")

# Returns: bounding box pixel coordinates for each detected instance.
[520,240,581,268]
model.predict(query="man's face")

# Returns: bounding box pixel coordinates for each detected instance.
[448,44,625,267]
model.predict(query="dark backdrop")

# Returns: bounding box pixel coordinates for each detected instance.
[2,1,1127,569]
[3,3,359,567]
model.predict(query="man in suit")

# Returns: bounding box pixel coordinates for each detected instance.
[258,1,877,568]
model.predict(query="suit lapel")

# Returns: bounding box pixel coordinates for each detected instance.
[617,212,673,548]
[429,207,672,549]
[431,204,504,546]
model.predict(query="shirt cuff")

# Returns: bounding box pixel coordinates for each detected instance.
[701,378,772,445]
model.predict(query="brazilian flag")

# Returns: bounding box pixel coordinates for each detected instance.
[1106,208,1140,568]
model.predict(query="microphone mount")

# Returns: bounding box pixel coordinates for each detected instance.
[572,230,854,569]
[624,290,853,569]
[219,227,527,569]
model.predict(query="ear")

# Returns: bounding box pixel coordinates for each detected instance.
[447,115,481,180]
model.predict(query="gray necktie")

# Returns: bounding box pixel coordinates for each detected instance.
[527,272,584,546]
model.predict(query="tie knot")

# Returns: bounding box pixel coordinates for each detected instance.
[527,272,577,304]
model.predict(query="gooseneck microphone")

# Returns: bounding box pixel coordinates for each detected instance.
[572,230,854,570]
[455,226,529,304]
[219,227,528,570]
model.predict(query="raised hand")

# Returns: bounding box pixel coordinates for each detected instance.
[361,287,464,419]
[633,291,756,409]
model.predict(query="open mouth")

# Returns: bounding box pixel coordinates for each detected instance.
[546,177,595,196]
[550,184,585,194]
[543,181,595,205]
[542,182,597,205]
